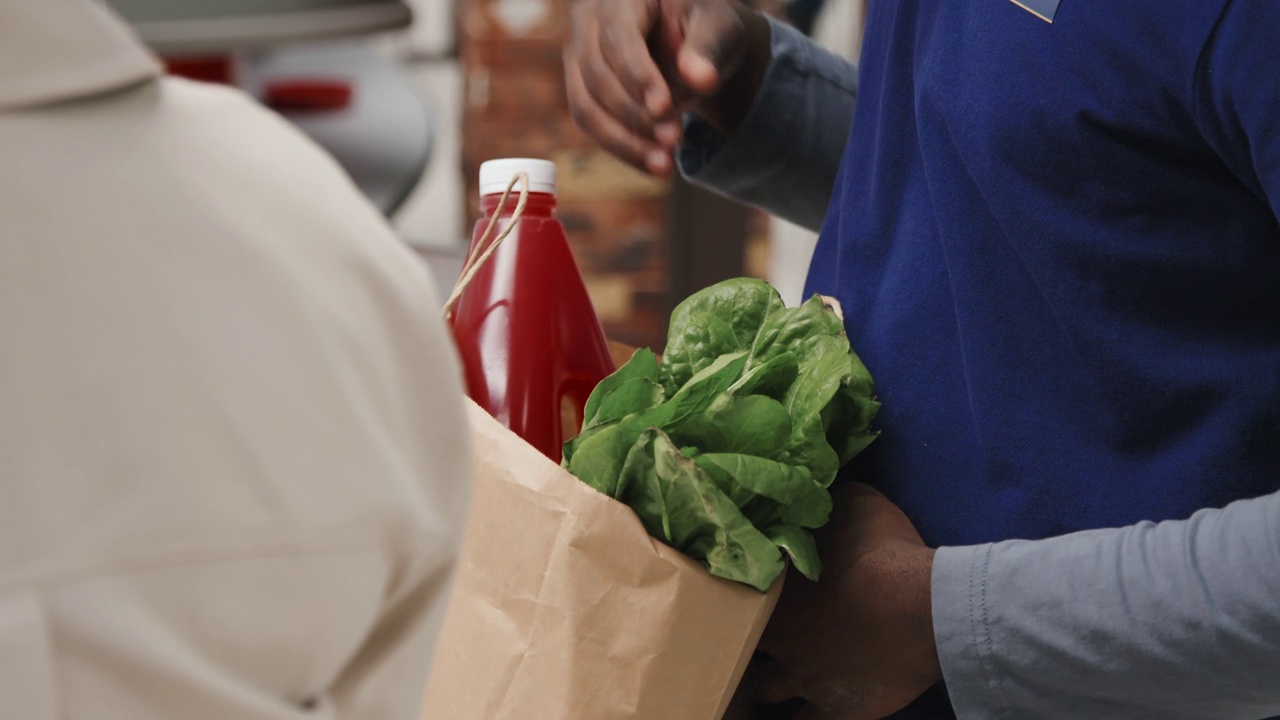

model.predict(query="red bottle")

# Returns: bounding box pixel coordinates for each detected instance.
[449,158,616,462]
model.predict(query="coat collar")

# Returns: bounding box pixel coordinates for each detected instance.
[0,1,161,112]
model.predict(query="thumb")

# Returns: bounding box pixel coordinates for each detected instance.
[676,2,748,95]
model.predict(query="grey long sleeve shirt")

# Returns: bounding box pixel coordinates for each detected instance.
[680,17,1280,720]
[936,493,1280,719]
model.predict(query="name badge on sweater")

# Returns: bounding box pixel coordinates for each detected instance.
[1009,0,1060,22]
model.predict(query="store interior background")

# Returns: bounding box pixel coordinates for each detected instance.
[113,0,865,350]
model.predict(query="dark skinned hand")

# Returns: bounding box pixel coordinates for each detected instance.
[742,483,944,720]
[564,0,771,176]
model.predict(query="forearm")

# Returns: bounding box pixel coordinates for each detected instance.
[932,490,1280,719]
[677,17,858,232]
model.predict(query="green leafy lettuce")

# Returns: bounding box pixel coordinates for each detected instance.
[563,278,879,591]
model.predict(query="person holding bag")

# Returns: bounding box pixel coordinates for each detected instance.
[565,0,1280,718]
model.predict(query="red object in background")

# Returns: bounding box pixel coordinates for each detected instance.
[450,163,616,463]
[263,80,354,112]
[164,55,235,85]
[163,57,352,113]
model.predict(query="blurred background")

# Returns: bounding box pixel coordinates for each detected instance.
[107,0,865,350]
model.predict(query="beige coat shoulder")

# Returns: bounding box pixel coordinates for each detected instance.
[0,4,470,719]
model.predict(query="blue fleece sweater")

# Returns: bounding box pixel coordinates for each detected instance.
[810,0,1280,546]
[685,2,1280,717]
[805,3,1280,716]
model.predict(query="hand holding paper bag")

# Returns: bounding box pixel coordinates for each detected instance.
[424,278,879,719]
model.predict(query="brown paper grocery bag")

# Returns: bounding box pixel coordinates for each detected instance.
[422,399,782,720]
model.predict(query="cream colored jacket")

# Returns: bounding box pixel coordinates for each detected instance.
[0,3,470,719]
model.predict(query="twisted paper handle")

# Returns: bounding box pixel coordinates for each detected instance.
[442,172,531,319]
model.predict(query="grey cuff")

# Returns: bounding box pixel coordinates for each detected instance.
[675,16,855,231]
[677,17,808,183]
[932,544,1010,720]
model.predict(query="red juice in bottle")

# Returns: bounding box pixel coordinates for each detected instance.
[449,158,616,462]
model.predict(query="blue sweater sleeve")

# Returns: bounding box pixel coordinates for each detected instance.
[676,17,857,232]
[932,489,1280,719]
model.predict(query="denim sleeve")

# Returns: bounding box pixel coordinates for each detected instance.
[676,17,857,232]
[932,489,1280,719]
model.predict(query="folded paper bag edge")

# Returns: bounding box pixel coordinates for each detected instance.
[421,398,782,720]
[465,398,748,579]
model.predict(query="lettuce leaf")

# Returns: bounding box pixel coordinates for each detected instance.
[617,429,784,592]
[662,278,785,393]
[563,278,879,591]
[581,348,663,432]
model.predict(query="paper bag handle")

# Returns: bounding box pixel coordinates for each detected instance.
[441,172,531,319]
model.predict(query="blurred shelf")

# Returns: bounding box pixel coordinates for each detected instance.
[108,1,412,54]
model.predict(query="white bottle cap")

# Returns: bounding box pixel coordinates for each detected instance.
[479,158,557,197]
